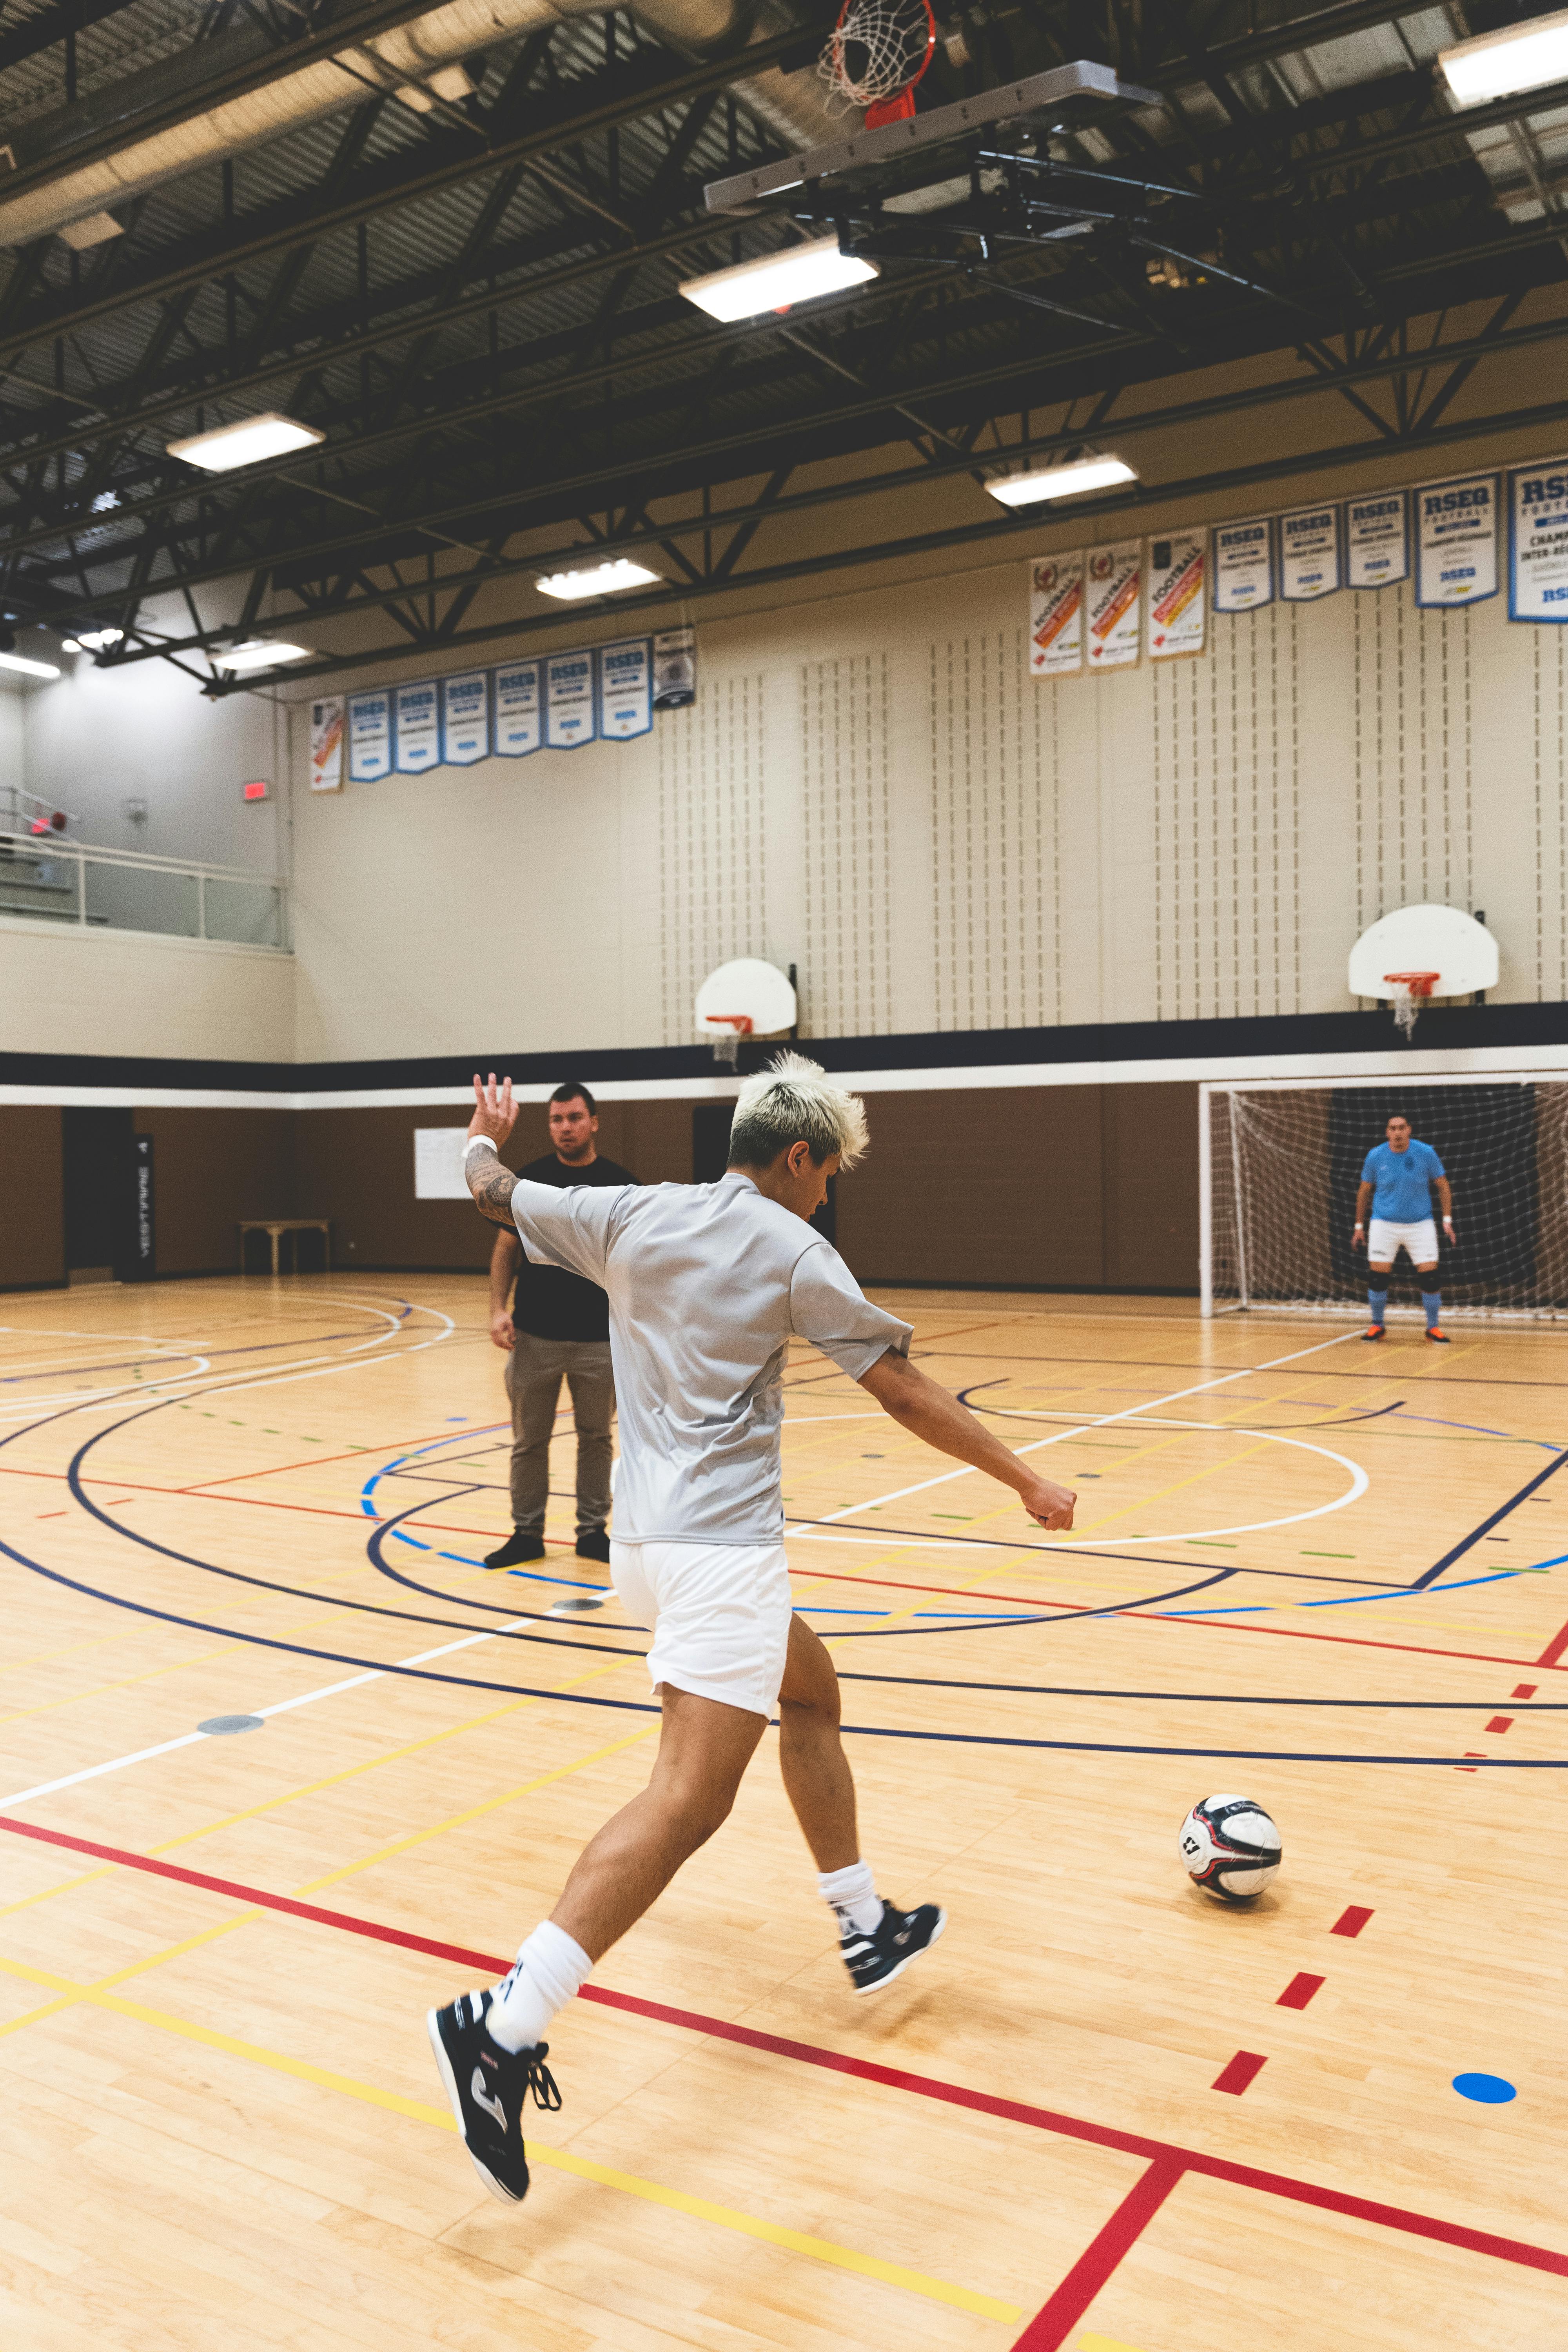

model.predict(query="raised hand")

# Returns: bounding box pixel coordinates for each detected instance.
[469,1070,517,1147]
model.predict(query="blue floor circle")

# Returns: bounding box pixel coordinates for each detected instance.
[1452,2072,1517,2104]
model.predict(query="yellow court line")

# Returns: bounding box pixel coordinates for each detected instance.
[0,1597,364,1729]
[0,1950,1020,2324]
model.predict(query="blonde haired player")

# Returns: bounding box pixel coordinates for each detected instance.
[428,1052,1077,2204]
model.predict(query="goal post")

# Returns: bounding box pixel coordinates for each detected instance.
[1199,1073,1568,1319]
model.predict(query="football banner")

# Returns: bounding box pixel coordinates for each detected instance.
[1085,540,1142,670]
[1508,457,1568,620]
[1212,517,1273,612]
[493,660,541,757]
[347,688,392,783]
[1345,490,1408,590]
[1279,504,1341,601]
[1028,552,1083,676]
[440,670,489,765]
[599,637,654,739]
[1415,472,1498,607]
[394,678,440,773]
[1147,530,1205,659]
[545,648,596,748]
[309,697,343,793]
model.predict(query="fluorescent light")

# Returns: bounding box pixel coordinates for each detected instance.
[1440,8,1568,103]
[536,558,661,600]
[166,412,325,472]
[0,650,60,679]
[76,626,123,650]
[213,639,313,670]
[60,639,81,654]
[985,454,1138,506]
[679,235,878,323]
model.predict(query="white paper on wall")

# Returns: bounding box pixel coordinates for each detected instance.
[1084,540,1142,669]
[1147,530,1206,659]
[1212,516,1273,611]
[309,697,343,792]
[1279,503,1341,601]
[1027,553,1083,676]
[1415,471,1498,606]
[1345,490,1408,589]
[414,1129,472,1199]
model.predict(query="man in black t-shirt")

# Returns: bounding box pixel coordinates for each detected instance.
[484,1082,635,1569]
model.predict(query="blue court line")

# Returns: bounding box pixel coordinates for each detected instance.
[1161,1566,1544,1616]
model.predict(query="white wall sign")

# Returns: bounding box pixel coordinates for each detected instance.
[1279,504,1341,601]
[441,670,489,764]
[414,1128,474,1200]
[347,688,393,782]
[546,649,596,748]
[1345,490,1408,589]
[652,626,696,708]
[309,697,343,793]
[1147,530,1206,659]
[494,660,540,756]
[1508,456,1568,621]
[1415,471,1498,607]
[1028,553,1083,676]
[394,678,440,773]
[599,637,653,739]
[1085,540,1141,670]
[1212,517,1273,611]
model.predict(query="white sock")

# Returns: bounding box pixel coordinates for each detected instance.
[819,1859,883,1939]
[487,1920,593,2053]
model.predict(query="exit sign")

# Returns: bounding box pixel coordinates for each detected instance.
[242,779,270,802]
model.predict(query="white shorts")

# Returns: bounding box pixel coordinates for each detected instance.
[610,1538,793,1719]
[1368,1217,1439,1267]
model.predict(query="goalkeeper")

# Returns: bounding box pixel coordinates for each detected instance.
[1352,1112,1455,1343]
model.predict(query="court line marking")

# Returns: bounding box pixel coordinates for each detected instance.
[1013,2157,1185,2351]
[0,1948,1020,2324]
[3,1817,1563,2298]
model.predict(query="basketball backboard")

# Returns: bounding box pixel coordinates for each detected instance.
[1347,904,1499,1002]
[695,959,797,1063]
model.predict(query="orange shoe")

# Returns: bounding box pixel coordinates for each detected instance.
[1425,1327,1451,1343]
[1363,1324,1386,1341]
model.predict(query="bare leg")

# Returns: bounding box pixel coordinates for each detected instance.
[550,1685,766,1961]
[777,1612,859,1872]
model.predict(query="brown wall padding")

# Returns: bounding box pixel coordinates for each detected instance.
[132,1107,296,1276]
[0,1107,64,1288]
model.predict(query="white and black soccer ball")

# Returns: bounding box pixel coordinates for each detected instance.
[1178,1793,1281,1902]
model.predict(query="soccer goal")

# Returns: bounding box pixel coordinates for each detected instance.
[1200,1074,1568,1319]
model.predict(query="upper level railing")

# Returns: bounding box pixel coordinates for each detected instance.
[0,829,289,951]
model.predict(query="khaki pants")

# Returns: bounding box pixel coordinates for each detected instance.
[505,1332,615,1539]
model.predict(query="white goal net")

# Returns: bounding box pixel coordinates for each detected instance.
[1202,1078,1568,1319]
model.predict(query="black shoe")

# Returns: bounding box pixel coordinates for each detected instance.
[839,1898,946,1995]
[485,1528,545,1568]
[575,1528,611,1563]
[426,1990,561,2204]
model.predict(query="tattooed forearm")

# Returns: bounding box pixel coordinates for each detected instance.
[467,1149,519,1226]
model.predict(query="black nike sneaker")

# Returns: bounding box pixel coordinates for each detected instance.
[485,1528,546,1568]
[838,1898,946,1995]
[426,1989,561,2203]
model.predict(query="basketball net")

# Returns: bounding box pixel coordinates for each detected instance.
[818,0,935,118]
[1385,971,1439,1042]
[707,1014,752,1068]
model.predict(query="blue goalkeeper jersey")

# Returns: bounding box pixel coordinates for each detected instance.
[1361,1138,1444,1222]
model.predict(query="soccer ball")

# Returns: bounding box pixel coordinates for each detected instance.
[1178,1794,1281,1902]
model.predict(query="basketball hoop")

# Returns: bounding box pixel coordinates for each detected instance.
[818,0,935,122]
[706,1014,752,1068]
[1384,971,1440,1041]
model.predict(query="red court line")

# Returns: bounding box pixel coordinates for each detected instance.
[1212,2051,1268,2095]
[1537,1615,1568,1669]
[1332,1906,1373,1938]
[1010,2155,1186,2350]
[1485,1716,1514,1735]
[1277,1973,1323,2010]
[178,1420,509,1490]
[5,1814,1568,2295]
[1513,1683,1539,1699]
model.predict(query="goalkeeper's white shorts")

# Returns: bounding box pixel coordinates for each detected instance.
[1368,1216,1439,1267]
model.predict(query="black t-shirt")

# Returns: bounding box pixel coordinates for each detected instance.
[511,1154,636,1341]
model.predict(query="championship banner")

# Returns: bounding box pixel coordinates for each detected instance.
[652,626,696,708]
[1346,490,1408,590]
[440,670,489,765]
[1508,457,1568,620]
[1085,540,1141,670]
[599,637,653,739]
[394,678,440,773]
[347,688,392,782]
[545,648,596,748]
[1415,472,1498,607]
[493,659,540,757]
[1147,531,1205,659]
[309,697,343,793]
[1279,504,1341,601]
[1212,517,1273,611]
[1028,552,1083,676]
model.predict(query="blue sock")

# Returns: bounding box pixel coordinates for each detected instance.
[1422,1290,1442,1330]
[1368,1288,1388,1327]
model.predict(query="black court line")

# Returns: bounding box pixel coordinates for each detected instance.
[919,1344,1568,1392]
[1414,1446,1568,1587]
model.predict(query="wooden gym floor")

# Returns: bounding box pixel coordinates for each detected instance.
[2,1273,1567,2350]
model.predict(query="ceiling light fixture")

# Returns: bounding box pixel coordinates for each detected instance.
[212,639,313,670]
[985,453,1138,506]
[1439,7,1568,103]
[679,234,878,323]
[536,558,662,600]
[166,412,325,472]
[0,650,61,679]
[75,626,123,651]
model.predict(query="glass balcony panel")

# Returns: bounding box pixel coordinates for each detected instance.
[201,876,285,948]
[83,860,200,936]
[0,842,82,923]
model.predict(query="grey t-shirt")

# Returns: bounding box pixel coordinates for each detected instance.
[508,1169,912,1543]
